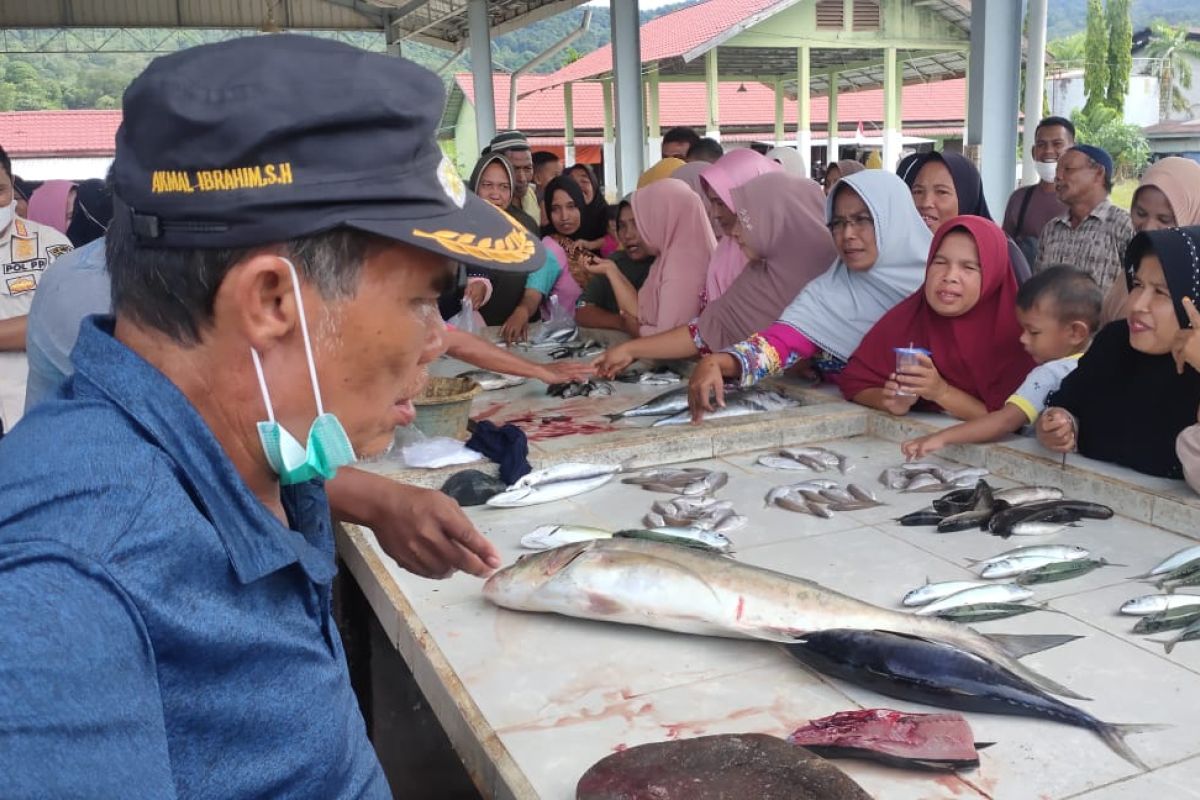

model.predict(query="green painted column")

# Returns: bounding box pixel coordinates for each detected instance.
[564,82,576,167]
[827,73,839,167]
[883,45,900,171]
[796,46,811,168]
[774,80,785,146]
[705,50,720,141]
[602,79,615,196]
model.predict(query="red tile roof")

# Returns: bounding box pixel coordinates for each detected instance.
[455,73,966,133]
[543,0,783,87]
[0,110,121,157]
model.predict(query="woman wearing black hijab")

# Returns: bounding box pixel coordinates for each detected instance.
[904,150,1031,283]
[565,163,613,247]
[1038,226,1200,478]
[65,179,113,247]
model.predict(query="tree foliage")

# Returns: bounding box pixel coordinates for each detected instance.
[1141,20,1200,118]
[1082,0,1110,112]
[1071,104,1149,178]
[1047,0,1200,39]
[1105,0,1132,111]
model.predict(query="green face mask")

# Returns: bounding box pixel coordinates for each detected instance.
[252,258,357,486]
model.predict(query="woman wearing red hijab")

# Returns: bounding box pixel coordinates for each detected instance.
[840,215,1034,420]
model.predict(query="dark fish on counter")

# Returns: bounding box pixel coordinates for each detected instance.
[546,379,612,398]
[576,733,873,800]
[896,508,944,526]
[988,500,1113,538]
[439,469,508,507]
[933,602,1050,624]
[788,708,990,772]
[1014,558,1118,586]
[935,481,995,533]
[785,629,1161,769]
[1133,605,1200,635]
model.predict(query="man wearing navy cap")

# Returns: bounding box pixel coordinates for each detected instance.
[1035,143,1133,292]
[0,35,541,799]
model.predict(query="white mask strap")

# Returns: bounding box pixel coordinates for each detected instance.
[280,257,326,416]
[250,347,275,423]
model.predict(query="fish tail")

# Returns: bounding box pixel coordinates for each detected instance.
[603,412,626,421]
[1163,638,1178,654]
[1096,722,1167,770]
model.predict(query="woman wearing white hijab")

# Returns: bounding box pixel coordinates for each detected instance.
[688,169,933,418]
[766,146,808,177]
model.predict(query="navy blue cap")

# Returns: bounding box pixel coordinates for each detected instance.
[1069,145,1114,182]
[112,35,541,272]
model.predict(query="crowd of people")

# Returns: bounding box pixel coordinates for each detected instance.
[427,115,1200,486]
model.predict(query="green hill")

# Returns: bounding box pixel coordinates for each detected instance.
[1047,0,1200,39]
[0,2,697,111]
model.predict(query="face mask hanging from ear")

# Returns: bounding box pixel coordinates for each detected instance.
[251,258,356,486]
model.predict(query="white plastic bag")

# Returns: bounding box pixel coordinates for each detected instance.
[448,297,481,336]
[401,436,484,469]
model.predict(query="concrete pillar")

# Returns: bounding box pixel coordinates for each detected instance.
[610,0,645,196]
[1022,0,1049,186]
[705,50,721,141]
[882,46,901,171]
[827,73,840,166]
[602,79,617,201]
[647,64,662,165]
[969,0,1023,216]
[564,82,576,167]
[797,46,811,166]
[774,80,786,146]
[467,0,496,151]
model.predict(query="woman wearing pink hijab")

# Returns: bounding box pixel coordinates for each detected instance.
[26,180,76,235]
[698,149,782,305]
[606,179,716,336]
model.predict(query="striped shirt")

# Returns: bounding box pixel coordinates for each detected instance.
[1034,199,1133,292]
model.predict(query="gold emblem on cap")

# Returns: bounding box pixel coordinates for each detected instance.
[437,157,467,209]
[413,210,535,265]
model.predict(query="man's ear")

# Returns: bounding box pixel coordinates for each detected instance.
[216,252,300,353]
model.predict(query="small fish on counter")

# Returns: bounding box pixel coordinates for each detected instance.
[487,461,623,508]
[520,523,734,554]
[651,389,800,427]
[1132,605,1200,635]
[933,602,1053,623]
[527,323,578,347]
[967,544,1091,569]
[647,496,746,533]
[546,379,612,398]
[575,733,873,800]
[768,481,883,517]
[1014,558,1118,586]
[879,462,989,492]
[756,446,853,474]
[914,583,1034,616]
[1159,617,1200,653]
[901,579,992,607]
[615,366,681,385]
[1133,545,1200,579]
[454,369,527,391]
[787,708,990,772]
[784,628,1160,769]
[605,386,691,420]
[1120,593,1200,616]
[624,467,729,497]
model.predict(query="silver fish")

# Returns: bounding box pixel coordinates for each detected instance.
[901,461,945,474]
[902,473,951,492]
[791,479,841,490]
[757,455,815,471]
[847,484,881,506]
[902,579,993,607]
[879,467,909,489]
[639,369,681,385]
[643,512,666,529]
[614,526,734,553]
[980,554,1065,580]
[799,489,828,505]
[781,447,827,459]
[1137,545,1200,579]
[455,369,527,391]
[512,461,623,490]
[520,524,612,550]
[916,583,1035,615]
[484,538,1089,700]
[1120,593,1200,616]
[487,473,615,507]
[1009,521,1077,536]
[713,513,748,533]
[607,386,691,420]
[623,467,709,486]
[794,454,829,471]
[968,545,1091,569]
[765,486,795,507]
[529,324,578,347]
[934,467,989,484]
[819,487,856,505]
[992,486,1066,506]
[1160,617,1200,654]
[651,390,800,427]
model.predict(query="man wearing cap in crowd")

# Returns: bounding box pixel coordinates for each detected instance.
[0,35,542,798]
[1034,144,1133,292]
[485,129,541,224]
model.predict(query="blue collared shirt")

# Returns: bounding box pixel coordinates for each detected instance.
[0,317,390,799]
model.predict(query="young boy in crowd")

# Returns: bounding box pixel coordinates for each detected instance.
[901,265,1101,459]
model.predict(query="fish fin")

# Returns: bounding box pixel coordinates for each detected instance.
[1100,559,1129,568]
[963,556,984,565]
[983,632,1083,659]
[1096,722,1168,770]
[973,741,997,751]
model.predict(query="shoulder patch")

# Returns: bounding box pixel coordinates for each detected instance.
[45,243,73,260]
